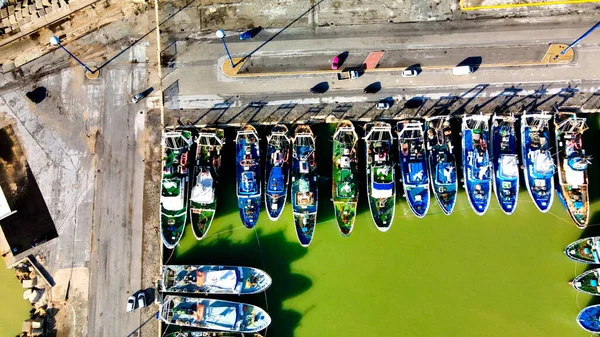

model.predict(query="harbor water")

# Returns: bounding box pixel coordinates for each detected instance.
[0,261,33,336]
[169,117,600,336]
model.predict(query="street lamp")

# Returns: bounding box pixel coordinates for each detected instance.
[216,30,235,68]
[554,21,600,60]
[50,36,98,78]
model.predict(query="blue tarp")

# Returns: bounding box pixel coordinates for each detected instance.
[267,167,284,193]
[373,181,393,191]
[578,305,600,332]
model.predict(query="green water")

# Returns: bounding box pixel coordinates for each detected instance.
[169,119,600,336]
[0,262,32,336]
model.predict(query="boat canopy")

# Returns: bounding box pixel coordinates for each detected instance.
[407,162,425,184]
[267,167,284,193]
[200,269,238,291]
[372,168,393,198]
[531,150,554,178]
[568,156,589,171]
[162,179,184,211]
[203,302,238,329]
[435,162,455,185]
[190,171,214,204]
[499,155,519,179]
[565,159,585,186]
[239,171,257,194]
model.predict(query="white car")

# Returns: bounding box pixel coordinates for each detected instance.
[137,292,146,309]
[131,93,145,103]
[376,102,390,110]
[126,295,136,312]
[401,69,418,78]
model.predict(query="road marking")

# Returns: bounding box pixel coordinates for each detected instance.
[460,0,600,10]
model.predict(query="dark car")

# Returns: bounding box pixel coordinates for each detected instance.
[310,82,329,94]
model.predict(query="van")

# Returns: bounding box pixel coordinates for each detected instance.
[451,65,473,76]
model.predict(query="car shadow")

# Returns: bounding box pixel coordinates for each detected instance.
[456,56,483,72]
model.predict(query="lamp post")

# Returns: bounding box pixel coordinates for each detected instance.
[554,22,600,60]
[50,36,98,78]
[216,30,235,68]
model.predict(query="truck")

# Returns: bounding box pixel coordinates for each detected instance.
[337,70,359,80]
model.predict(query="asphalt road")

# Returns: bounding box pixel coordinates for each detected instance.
[86,47,147,336]
[162,16,600,110]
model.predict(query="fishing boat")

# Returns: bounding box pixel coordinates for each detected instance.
[235,125,261,228]
[554,113,591,228]
[291,125,318,247]
[564,236,600,264]
[161,129,193,249]
[264,125,291,221]
[571,268,600,296]
[521,112,555,213]
[160,265,272,295]
[425,116,457,215]
[397,120,429,218]
[165,331,247,337]
[490,115,519,215]
[332,121,359,236]
[364,122,395,231]
[577,305,600,334]
[189,129,224,240]
[160,296,271,333]
[461,114,492,215]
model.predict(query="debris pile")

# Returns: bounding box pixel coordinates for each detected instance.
[13,259,50,337]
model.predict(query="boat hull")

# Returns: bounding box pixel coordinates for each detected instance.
[364,122,396,231]
[572,268,600,296]
[332,121,359,236]
[577,304,600,333]
[554,114,590,228]
[189,129,224,240]
[461,116,492,216]
[564,237,600,264]
[235,126,261,228]
[491,116,519,215]
[521,114,555,213]
[161,130,193,248]
[397,120,430,218]
[160,265,272,295]
[425,117,457,216]
[160,296,271,333]
[265,125,291,221]
[291,125,318,246]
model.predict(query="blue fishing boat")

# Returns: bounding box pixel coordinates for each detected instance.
[235,125,261,228]
[291,125,318,247]
[425,116,457,215]
[461,114,492,215]
[364,122,396,231]
[396,120,429,218]
[490,115,519,215]
[554,112,591,228]
[520,112,555,213]
[577,305,600,334]
[264,125,291,221]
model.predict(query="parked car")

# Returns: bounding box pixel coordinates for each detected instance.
[126,295,136,312]
[332,56,340,70]
[401,69,418,78]
[451,65,473,76]
[239,31,252,40]
[131,93,146,103]
[137,292,147,309]
[376,102,390,110]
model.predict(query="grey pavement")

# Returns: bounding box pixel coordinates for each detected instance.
[162,17,600,110]
[238,44,550,74]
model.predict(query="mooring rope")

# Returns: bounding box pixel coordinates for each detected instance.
[253,226,269,337]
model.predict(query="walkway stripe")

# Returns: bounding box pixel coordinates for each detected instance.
[460,0,600,11]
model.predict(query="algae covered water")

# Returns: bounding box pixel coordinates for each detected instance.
[0,261,33,336]
[171,119,600,336]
